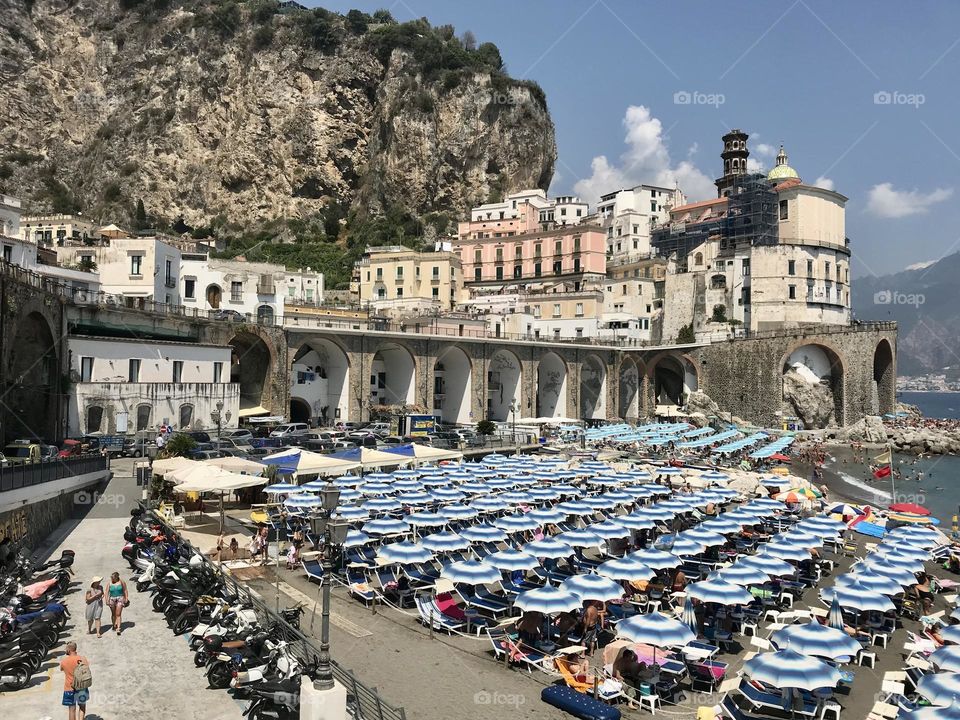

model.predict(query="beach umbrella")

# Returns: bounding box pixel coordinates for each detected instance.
[699,517,742,535]
[365,472,393,482]
[527,487,562,501]
[739,553,795,577]
[488,548,540,571]
[872,549,926,572]
[743,648,841,691]
[429,487,465,502]
[459,524,508,543]
[636,506,676,522]
[458,481,492,495]
[362,497,403,513]
[525,538,574,559]
[404,511,447,528]
[640,483,672,496]
[597,557,655,582]
[528,507,567,525]
[360,482,394,496]
[589,520,630,540]
[680,528,727,548]
[362,518,409,536]
[334,506,370,522]
[780,529,823,547]
[687,579,753,606]
[724,509,762,525]
[561,573,625,602]
[952,606,960,623]
[762,543,812,562]
[796,517,846,537]
[777,487,822,502]
[556,500,596,517]
[284,494,322,509]
[617,612,696,649]
[617,514,659,531]
[823,503,864,518]
[836,570,905,596]
[821,581,896,613]
[494,514,541,532]
[931,646,960,674]
[437,504,478,521]
[392,480,424,492]
[264,483,301,494]
[486,478,518,489]
[556,528,603,547]
[656,467,683,476]
[889,502,931,516]
[888,525,940,541]
[629,548,682,570]
[583,495,620,511]
[419,474,450,487]
[877,542,929,561]
[710,564,769,587]
[499,491,535,504]
[657,499,694,514]
[343,530,372,548]
[708,487,741,500]
[858,557,919,586]
[917,672,960,707]
[441,560,501,586]
[397,491,434,505]
[602,490,638,504]
[771,622,862,661]
[902,701,960,720]
[335,488,362,503]
[760,476,792,488]
[333,474,363,487]
[420,531,470,553]
[827,596,845,632]
[469,497,511,513]
[681,596,698,634]
[586,476,622,487]
[550,484,583,496]
[378,542,433,565]
[941,624,960,645]
[700,471,730,483]
[747,497,786,510]
[513,586,581,614]
[654,535,705,557]
[392,468,421,479]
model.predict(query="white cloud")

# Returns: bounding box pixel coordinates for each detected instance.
[574,106,715,204]
[813,176,835,191]
[905,260,936,271]
[746,158,765,173]
[866,182,953,218]
[754,143,775,158]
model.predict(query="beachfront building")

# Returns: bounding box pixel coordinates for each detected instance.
[351,245,464,318]
[66,336,238,436]
[593,183,684,258]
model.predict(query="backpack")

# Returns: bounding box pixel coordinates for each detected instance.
[73,659,93,690]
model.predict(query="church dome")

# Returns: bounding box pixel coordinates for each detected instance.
[767,144,799,181]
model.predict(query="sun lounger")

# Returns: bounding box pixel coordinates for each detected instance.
[456,584,511,616]
[486,626,512,661]
[415,594,464,633]
[404,562,440,587]
[302,558,324,583]
[739,682,816,717]
[720,694,763,720]
[434,592,491,636]
[503,635,551,674]
[346,567,376,604]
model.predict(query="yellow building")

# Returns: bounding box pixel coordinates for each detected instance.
[352,246,465,317]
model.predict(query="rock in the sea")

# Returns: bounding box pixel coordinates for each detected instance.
[840,415,889,444]
[781,368,836,429]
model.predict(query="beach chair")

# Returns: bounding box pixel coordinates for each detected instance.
[720,694,759,720]
[739,682,816,717]
[555,658,624,703]
[302,558,324,583]
[346,567,376,604]
[456,584,511,616]
[503,636,551,674]
[404,562,439,587]
[486,626,513,661]
[689,659,727,693]
[414,594,464,634]
[433,592,491,636]
[344,547,376,568]
[866,701,900,720]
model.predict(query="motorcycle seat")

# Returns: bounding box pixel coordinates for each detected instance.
[222,640,247,649]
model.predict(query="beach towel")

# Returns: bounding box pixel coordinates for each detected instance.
[435,592,467,621]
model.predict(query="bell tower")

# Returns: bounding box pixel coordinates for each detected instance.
[715,128,750,197]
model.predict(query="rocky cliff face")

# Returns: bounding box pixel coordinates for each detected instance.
[781,367,837,429]
[0,1,556,227]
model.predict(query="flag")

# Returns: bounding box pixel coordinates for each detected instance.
[874,449,892,465]
[873,465,892,479]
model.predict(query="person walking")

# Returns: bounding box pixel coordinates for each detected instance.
[106,571,128,635]
[84,577,104,638]
[59,641,91,720]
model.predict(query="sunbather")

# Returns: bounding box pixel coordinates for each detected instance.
[564,650,590,682]
[517,611,544,646]
[554,611,579,644]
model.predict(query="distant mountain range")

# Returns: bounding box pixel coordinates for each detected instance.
[852,252,960,377]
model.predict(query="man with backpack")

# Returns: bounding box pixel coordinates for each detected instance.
[59,642,92,719]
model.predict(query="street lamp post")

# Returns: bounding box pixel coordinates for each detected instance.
[213,400,224,445]
[309,484,349,692]
[509,400,517,454]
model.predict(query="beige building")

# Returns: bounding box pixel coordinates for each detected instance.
[352,246,464,317]
[20,213,99,246]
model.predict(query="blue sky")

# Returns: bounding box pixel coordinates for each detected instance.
[314,0,960,277]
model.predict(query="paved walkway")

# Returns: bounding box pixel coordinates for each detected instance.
[2,462,244,720]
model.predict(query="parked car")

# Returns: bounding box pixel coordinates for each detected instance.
[58,439,84,458]
[430,431,461,449]
[215,437,255,454]
[350,434,379,449]
[379,435,406,446]
[339,421,367,432]
[365,422,392,436]
[40,445,59,461]
[3,440,42,465]
[121,437,152,458]
[212,309,245,322]
[188,449,228,460]
[270,423,310,439]
[186,430,212,444]
[220,428,254,441]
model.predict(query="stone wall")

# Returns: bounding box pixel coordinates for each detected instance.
[0,477,104,552]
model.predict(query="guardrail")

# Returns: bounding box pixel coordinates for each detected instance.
[0,455,109,493]
[149,511,407,720]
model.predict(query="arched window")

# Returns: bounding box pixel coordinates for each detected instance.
[257,305,275,325]
[86,406,103,433]
[179,404,194,429]
[694,252,703,266]
[136,404,152,431]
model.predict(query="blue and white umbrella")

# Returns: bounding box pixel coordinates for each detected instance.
[264,483,301,494]
[514,586,581,614]
[360,482,394,496]
[710,564,769,587]
[917,672,960,707]
[420,531,470,553]
[699,517,742,535]
[858,557,919,586]
[589,520,630,540]
[419,474,449,487]
[779,529,823,547]
[602,491,638,504]
[397,492,434,505]
[743,648,841,690]
[302,479,338,492]
[392,480,424,492]
[405,511,447,528]
[486,478,518,489]
[796,517,846,537]
[681,596,698,634]
[550,484,583,497]
[333,475,363,487]
[391,469,421,479]
[583,495,621,511]
[931,646,960,674]
[336,488,362,503]
[528,507,567,525]
[762,543,811,562]
[562,573,625,602]
[344,530,372,548]
[459,524,508,543]
[739,553,795,577]
[525,537,574,559]
[887,525,941,544]
[597,557,655,582]
[629,548,681,570]
[639,483,671,496]
[527,488,562,501]
[724,509,763,525]
[437,504,479,521]
[488,548,540,571]
[760,476,792,489]
[378,542,433,565]
[365,472,393,483]
[877,542,929,561]
[362,518,409,535]
[363,497,403,513]
[827,596,845,631]
[902,701,960,720]
[429,487,465,502]
[459,482,492,495]
[836,571,905,596]
[771,622,862,661]
[470,497,510,513]
[494,514,541,532]
[657,500,694,514]
[441,560,501,586]
[654,535,704,557]
[618,514,659,531]
[687,579,753,606]
[656,467,683,476]
[499,491,535,505]
[586,476,622,487]
[821,581,895,613]
[617,612,696,648]
[284,494,322,509]
[700,471,730,483]
[557,528,602,548]
[942,625,960,645]
[748,497,788,510]
[871,550,925,573]
[680,528,727,548]
[334,506,371,522]
[952,606,960,624]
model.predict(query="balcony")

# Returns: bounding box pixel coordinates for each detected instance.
[257,284,275,295]
[164,276,176,289]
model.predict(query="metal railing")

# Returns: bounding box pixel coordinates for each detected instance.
[149,512,407,720]
[0,455,108,493]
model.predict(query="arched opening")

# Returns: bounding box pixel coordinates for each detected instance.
[370,343,416,409]
[434,346,472,425]
[782,344,844,428]
[179,404,194,429]
[229,332,272,412]
[619,357,640,420]
[136,404,152,432]
[537,352,567,419]
[652,355,689,408]
[487,349,522,422]
[873,339,895,416]
[257,305,275,325]
[206,284,223,309]
[290,397,311,424]
[291,339,350,427]
[6,312,59,443]
[580,354,607,420]
[86,405,104,434]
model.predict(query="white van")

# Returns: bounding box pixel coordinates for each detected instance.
[269,423,310,439]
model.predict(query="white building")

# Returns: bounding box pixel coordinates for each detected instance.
[19,213,99,246]
[595,184,684,258]
[0,194,21,239]
[67,336,238,436]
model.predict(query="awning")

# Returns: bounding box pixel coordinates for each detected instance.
[382,443,463,464]
[152,456,198,475]
[262,449,361,476]
[238,406,271,418]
